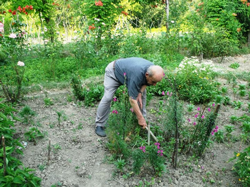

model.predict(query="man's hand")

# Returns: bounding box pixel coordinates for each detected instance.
[136,93,143,109]
[138,117,147,129]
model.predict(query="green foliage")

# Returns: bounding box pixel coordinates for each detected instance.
[174,58,217,104]
[229,62,240,69]
[71,75,104,106]
[19,105,36,124]
[229,146,250,187]
[132,143,166,176]
[213,129,224,143]
[44,97,54,107]
[24,127,44,145]
[187,105,220,156]
[0,100,41,186]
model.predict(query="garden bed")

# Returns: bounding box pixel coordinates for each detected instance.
[15,54,250,187]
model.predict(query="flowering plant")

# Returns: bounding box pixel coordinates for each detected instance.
[229,146,250,187]
[0,6,33,102]
[132,143,166,176]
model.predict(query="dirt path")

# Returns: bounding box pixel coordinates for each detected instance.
[16,54,250,187]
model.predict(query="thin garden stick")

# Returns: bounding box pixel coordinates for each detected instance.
[148,123,150,145]
[47,139,51,165]
[2,136,6,176]
[145,126,158,142]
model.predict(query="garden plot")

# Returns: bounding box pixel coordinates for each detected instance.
[15,55,249,187]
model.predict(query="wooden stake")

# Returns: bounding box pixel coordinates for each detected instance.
[47,139,51,165]
[145,127,158,142]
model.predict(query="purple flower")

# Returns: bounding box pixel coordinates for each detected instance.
[212,103,215,107]
[162,91,165,96]
[201,166,204,170]
[211,132,214,136]
[195,113,199,118]
[208,108,211,112]
[188,118,191,123]
[113,97,117,102]
[193,122,197,126]
[139,146,146,152]
[215,126,218,129]
[112,110,118,114]
[201,115,205,119]
[197,107,200,111]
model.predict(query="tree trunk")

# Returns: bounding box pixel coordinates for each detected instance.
[248,31,250,47]
[165,0,170,32]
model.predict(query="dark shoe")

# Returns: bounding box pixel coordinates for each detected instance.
[95,126,106,137]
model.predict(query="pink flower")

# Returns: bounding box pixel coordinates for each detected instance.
[113,97,117,102]
[193,122,197,126]
[195,113,199,118]
[215,126,218,129]
[9,33,17,38]
[197,107,200,111]
[188,118,191,122]
[211,132,214,136]
[208,108,211,112]
[201,115,205,119]
[212,103,215,107]
[139,146,146,152]
[167,91,169,95]
[162,91,165,95]
[112,110,118,114]
[130,108,134,112]
[123,72,126,76]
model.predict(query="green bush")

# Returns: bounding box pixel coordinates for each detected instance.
[229,146,250,187]
[149,58,218,104]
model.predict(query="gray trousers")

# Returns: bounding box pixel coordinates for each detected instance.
[95,61,147,127]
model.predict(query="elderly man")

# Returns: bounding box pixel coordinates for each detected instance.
[95,57,164,137]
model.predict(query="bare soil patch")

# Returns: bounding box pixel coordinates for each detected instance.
[15,55,250,187]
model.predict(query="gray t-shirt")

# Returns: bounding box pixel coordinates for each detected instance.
[114,57,153,99]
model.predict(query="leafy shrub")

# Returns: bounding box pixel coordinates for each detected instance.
[229,62,240,69]
[174,58,217,104]
[71,75,104,106]
[0,100,41,186]
[229,146,250,187]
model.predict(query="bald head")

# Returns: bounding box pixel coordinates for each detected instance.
[146,65,164,86]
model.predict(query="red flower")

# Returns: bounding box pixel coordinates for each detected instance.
[121,11,128,16]
[0,33,3,37]
[247,2,250,6]
[12,10,16,15]
[8,9,12,13]
[25,5,29,9]
[89,25,96,30]
[17,6,22,12]
[22,7,26,13]
[29,5,33,10]
[95,0,103,6]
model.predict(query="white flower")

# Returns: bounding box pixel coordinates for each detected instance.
[17,61,25,66]
[0,22,4,33]
[41,32,44,34]
[9,33,17,38]
[94,18,100,21]
[171,21,175,23]
[102,22,105,26]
